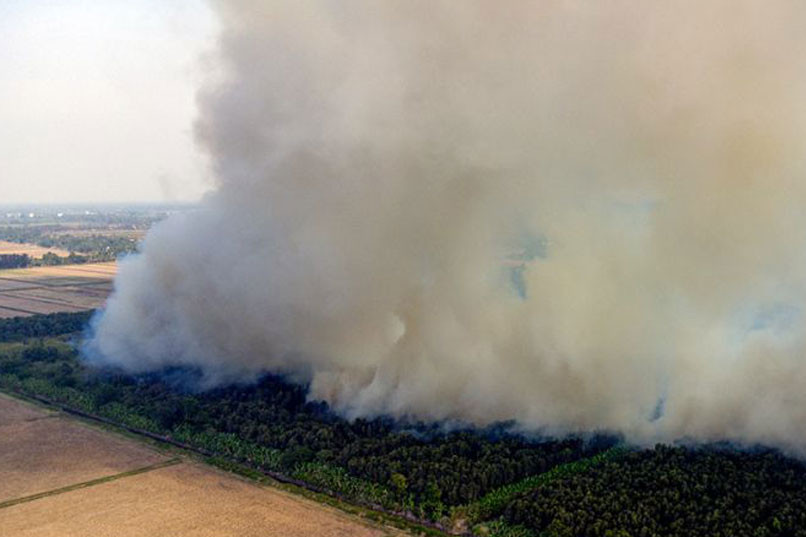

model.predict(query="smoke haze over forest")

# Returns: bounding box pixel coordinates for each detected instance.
[88,1,806,453]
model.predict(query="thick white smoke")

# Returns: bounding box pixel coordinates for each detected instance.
[88,1,806,451]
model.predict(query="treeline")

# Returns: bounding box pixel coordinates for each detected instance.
[502,445,806,537]
[0,252,91,269]
[0,311,610,525]
[0,311,94,342]
[0,254,30,269]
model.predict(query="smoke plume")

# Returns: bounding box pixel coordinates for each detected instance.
[88,1,806,451]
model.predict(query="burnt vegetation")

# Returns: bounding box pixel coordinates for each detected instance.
[3,311,806,536]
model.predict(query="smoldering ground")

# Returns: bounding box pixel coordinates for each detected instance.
[86,1,806,453]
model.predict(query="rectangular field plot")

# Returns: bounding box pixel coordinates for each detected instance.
[0,294,86,315]
[0,263,118,285]
[0,395,399,537]
[0,263,117,317]
[1,463,397,537]
[4,287,109,310]
[0,279,39,292]
[0,397,169,502]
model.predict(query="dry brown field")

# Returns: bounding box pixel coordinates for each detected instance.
[0,395,402,537]
[0,240,71,258]
[0,395,168,501]
[0,262,117,317]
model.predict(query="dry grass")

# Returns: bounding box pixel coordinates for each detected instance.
[0,262,118,282]
[0,262,117,317]
[1,463,399,537]
[0,241,71,258]
[0,395,402,537]
[0,397,168,502]
[0,393,54,426]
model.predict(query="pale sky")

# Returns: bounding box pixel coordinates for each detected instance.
[0,0,218,204]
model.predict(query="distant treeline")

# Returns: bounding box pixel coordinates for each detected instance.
[0,226,137,261]
[3,311,806,537]
[0,252,92,269]
[0,310,94,342]
[0,254,30,269]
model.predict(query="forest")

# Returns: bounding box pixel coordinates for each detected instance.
[2,311,806,537]
[502,446,806,537]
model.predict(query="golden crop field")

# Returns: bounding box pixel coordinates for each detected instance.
[0,263,117,317]
[0,395,402,537]
[0,240,71,258]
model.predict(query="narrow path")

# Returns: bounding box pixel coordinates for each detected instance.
[0,458,182,510]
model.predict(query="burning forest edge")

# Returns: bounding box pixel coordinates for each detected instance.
[4,311,806,536]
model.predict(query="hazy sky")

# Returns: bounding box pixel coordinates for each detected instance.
[0,0,218,204]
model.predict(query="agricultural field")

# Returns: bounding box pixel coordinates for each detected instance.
[0,394,166,500]
[0,240,70,258]
[0,395,401,537]
[0,263,116,318]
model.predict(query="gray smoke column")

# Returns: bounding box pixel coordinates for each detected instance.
[88,1,806,451]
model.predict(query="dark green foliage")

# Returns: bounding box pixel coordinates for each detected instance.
[40,251,89,265]
[0,311,94,342]
[0,253,31,269]
[502,445,806,537]
[467,446,629,524]
[0,311,605,521]
[281,445,316,470]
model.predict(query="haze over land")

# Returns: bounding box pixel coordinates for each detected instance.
[0,0,216,203]
[89,1,806,453]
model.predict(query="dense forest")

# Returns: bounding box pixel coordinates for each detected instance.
[2,311,806,537]
[503,446,806,537]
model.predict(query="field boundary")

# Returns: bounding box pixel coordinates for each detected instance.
[0,387,622,537]
[0,389,452,537]
[0,304,41,316]
[0,458,181,510]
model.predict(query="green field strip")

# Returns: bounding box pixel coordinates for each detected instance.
[0,457,182,510]
[465,445,629,526]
